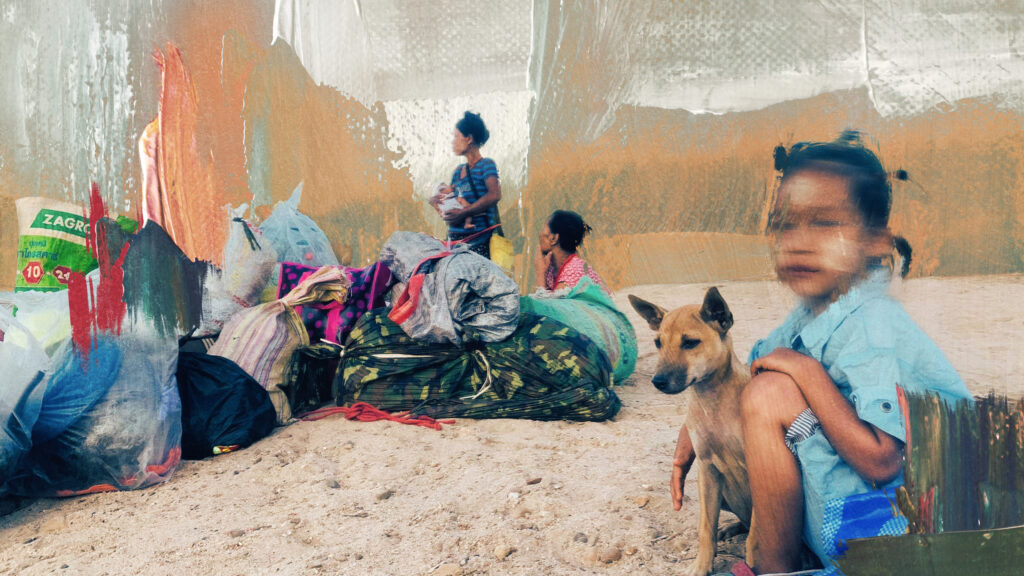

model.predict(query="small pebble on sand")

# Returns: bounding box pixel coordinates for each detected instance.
[433,564,461,576]
[494,544,516,560]
[598,547,622,564]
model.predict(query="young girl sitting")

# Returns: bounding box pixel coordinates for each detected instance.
[687,132,972,576]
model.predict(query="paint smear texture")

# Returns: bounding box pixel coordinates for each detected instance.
[146,45,227,268]
[67,184,127,355]
[0,0,1020,293]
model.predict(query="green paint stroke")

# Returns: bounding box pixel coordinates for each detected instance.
[899,392,1024,536]
[836,525,1024,576]
[837,392,1024,575]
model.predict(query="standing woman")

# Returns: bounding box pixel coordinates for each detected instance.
[431,111,502,258]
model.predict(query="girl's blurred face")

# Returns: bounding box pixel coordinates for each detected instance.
[770,169,876,310]
[452,128,471,155]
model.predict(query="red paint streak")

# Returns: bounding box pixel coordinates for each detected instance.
[67,271,93,355]
[68,183,129,355]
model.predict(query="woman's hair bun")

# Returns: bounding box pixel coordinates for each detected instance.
[773,145,788,172]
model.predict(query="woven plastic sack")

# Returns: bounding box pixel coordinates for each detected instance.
[194,205,278,337]
[14,197,97,291]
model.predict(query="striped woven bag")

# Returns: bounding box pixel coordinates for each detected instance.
[209,267,349,424]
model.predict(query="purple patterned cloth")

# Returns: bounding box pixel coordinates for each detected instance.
[276,262,394,345]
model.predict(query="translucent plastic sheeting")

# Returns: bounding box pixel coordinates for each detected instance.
[533,0,1024,119]
[273,0,531,102]
[0,0,1021,292]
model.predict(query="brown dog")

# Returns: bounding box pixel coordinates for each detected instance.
[629,287,755,576]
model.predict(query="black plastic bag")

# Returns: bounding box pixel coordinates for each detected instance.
[176,352,276,459]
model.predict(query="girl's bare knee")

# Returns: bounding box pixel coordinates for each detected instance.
[742,371,807,422]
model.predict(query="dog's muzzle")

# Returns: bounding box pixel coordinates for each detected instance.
[651,369,689,394]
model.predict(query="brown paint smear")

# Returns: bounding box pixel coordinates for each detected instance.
[2,6,1022,291]
[158,3,424,271]
[522,90,1024,290]
[240,41,426,266]
[146,2,425,271]
[165,0,273,206]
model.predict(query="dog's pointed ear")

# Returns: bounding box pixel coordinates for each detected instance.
[628,295,667,331]
[699,287,733,336]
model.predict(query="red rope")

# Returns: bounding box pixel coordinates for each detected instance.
[296,402,455,431]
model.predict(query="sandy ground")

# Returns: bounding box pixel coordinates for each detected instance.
[1,275,1022,576]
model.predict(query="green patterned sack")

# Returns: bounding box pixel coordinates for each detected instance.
[338,311,620,421]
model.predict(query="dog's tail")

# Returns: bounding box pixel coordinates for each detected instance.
[893,235,912,278]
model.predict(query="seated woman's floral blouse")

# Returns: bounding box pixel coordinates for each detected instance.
[544,253,607,292]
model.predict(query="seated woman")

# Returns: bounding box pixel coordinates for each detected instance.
[533,210,608,293]
[525,210,636,383]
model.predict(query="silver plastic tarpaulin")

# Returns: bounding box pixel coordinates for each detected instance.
[380,232,519,346]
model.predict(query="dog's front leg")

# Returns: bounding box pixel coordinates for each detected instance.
[687,464,722,576]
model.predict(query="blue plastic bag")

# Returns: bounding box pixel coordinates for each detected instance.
[0,305,50,494]
[30,338,122,443]
[259,182,339,269]
[10,325,182,496]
